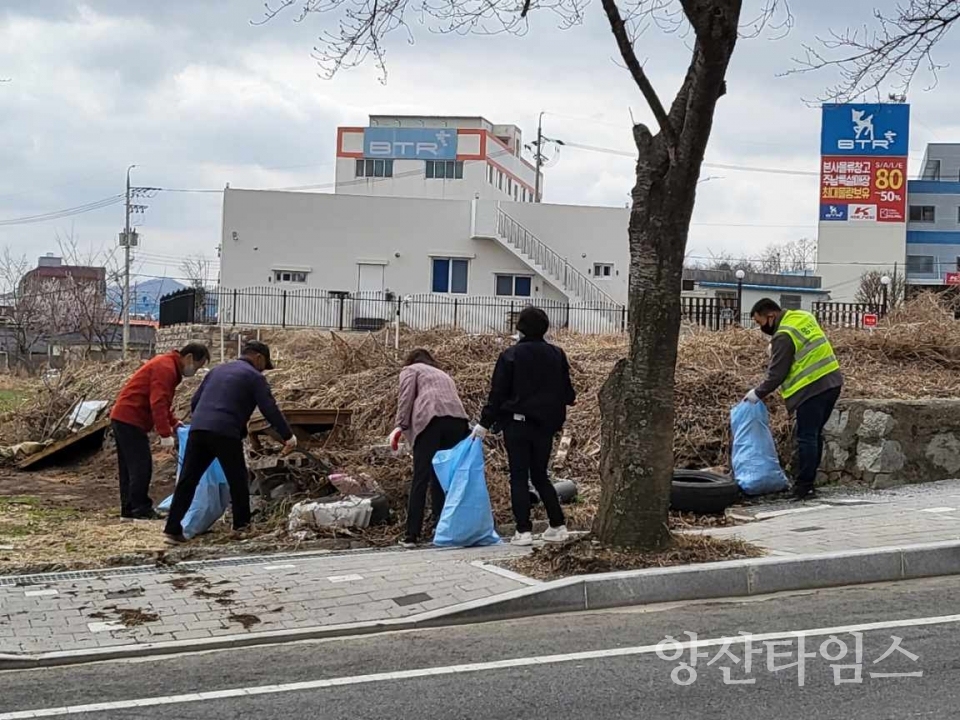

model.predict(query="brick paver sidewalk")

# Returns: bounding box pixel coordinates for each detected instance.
[706,480,960,555]
[0,544,532,656]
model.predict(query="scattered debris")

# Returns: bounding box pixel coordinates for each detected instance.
[105,587,144,600]
[288,495,390,533]
[114,607,160,627]
[227,613,261,630]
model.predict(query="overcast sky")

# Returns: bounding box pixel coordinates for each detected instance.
[1,1,957,287]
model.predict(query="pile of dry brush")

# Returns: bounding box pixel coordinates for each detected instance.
[3,295,960,531]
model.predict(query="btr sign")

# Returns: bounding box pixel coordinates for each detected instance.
[820,103,910,157]
[363,127,458,160]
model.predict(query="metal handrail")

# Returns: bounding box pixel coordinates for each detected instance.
[495,209,619,306]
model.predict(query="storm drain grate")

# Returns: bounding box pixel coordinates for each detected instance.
[790,526,826,533]
[0,546,408,587]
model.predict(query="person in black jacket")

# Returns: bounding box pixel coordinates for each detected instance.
[474,307,576,546]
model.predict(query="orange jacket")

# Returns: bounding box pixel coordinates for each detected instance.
[109,350,182,437]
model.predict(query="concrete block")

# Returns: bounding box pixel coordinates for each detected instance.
[749,548,902,595]
[584,562,751,609]
[900,542,960,579]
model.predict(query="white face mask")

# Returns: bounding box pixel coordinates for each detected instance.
[182,362,198,378]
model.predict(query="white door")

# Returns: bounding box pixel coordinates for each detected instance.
[356,263,386,327]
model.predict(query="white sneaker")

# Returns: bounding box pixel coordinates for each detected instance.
[511,531,533,546]
[542,525,569,543]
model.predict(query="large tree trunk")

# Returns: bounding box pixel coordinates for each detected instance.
[594,0,742,550]
[595,129,689,550]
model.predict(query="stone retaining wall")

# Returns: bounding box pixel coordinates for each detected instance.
[822,399,960,488]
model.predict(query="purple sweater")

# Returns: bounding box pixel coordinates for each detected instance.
[190,358,293,440]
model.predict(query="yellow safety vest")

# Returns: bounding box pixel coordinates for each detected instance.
[775,310,841,399]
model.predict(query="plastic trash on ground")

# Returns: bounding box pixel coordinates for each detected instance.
[730,401,788,496]
[288,496,376,532]
[431,437,501,548]
[156,425,231,538]
[328,473,381,496]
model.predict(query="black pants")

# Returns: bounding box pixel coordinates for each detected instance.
[112,420,154,518]
[504,421,565,533]
[163,430,251,535]
[407,416,469,541]
[794,386,842,493]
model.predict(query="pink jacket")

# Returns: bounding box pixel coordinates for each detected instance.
[395,363,468,447]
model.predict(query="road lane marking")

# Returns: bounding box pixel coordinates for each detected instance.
[4,612,960,719]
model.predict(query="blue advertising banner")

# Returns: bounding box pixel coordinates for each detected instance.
[819,203,848,222]
[820,103,910,157]
[363,127,458,160]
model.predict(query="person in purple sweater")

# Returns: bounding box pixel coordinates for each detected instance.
[390,349,469,548]
[163,341,295,544]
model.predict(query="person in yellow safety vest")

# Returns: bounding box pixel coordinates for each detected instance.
[744,298,843,501]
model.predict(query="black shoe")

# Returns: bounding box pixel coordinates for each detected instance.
[163,533,187,545]
[399,537,418,549]
[122,509,159,522]
[792,487,817,501]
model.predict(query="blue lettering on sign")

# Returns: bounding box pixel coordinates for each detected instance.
[820,103,910,157]
[819,203,848,221]
[363,127,458,160]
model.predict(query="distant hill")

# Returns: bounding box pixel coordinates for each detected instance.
[108,278,187,320]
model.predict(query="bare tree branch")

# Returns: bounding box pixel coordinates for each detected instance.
[788,0,960,101]
[601,0,677,146]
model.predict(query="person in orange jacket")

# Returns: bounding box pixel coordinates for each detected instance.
[109,343,210,520]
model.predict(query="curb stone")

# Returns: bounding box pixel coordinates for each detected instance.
[4,539,960,671]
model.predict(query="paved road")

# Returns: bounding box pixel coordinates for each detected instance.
[2,576,959,718]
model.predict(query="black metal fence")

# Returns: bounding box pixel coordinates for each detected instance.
[158,288,890,336]
[813,302,883,330]
[160,287,626,335]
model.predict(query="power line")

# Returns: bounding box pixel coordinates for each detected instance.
[0,195,124,226]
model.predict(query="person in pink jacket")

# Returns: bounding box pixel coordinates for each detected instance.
[390,349,469,548]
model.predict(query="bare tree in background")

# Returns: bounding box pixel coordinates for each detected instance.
[855,268,906,309]
[690,252,757,273]
[259,0,792,549]
[181,254,212,289]
[792,0,960,100]
[55,231,124,357]
[755,237,817,274]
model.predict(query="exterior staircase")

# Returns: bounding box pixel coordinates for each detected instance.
[492,208,622,332]
[494,209,618,306]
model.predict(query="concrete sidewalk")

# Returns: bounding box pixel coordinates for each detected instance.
[7,480,960,669]
[705,479,960,554]
[0,544,532,657]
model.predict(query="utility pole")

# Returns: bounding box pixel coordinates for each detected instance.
[533,111,544,203]
[122,165,136,356]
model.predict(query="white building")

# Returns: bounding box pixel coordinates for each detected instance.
[219,189,628,333]
[335,115,541,202]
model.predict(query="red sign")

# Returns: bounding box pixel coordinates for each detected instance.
[820,156,907,223]
[863,313,879,328]
[946,272,960,286]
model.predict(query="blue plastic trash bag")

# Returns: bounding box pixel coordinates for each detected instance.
[156,425,231,539]
[432,437,501,548]
[730,401,788,496]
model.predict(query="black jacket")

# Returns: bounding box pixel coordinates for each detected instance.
[479,337,576,433]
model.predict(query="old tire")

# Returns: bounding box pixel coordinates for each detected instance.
[671,471,740,515]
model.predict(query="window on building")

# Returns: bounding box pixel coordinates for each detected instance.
[355,158,393,178]
[488,165,494,184]
[431,258,469,294]
[507,178,513,195]
[780,294,802,310]
[593,263,614,278]
[498,172,503,190]
[715,290,738,304]
[957,206,960,223]
[907,255,936,274]
[273,270,308,284]
[425,160,464,180]
[681,279,695,292]
[495,274,532,297]
[909,205,936,223]
[955,256,960,272]
[514,185,519,201]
